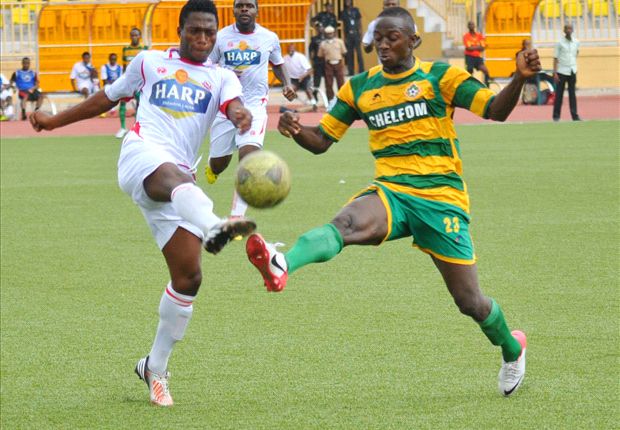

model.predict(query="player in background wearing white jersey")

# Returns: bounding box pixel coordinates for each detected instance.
[206,0,296,217]
[29,0,256,407]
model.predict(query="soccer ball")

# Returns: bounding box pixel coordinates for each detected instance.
[235,150,291,208]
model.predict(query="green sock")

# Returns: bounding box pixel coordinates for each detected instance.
[479,299,522,362]
[284,223,343,274]
[119,101,126,129]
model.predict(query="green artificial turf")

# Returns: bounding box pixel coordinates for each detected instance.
[1,120,618,429]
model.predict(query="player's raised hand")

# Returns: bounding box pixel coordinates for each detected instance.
[282,85,297,101]
[231,107,253,134]
[278,111,301,138]
[29,110,55,132]
[516,49,542,79]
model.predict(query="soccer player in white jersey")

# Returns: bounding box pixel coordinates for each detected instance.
[206,0,296,217]
[29,0,256,407]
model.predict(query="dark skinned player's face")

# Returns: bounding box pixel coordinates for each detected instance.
[374,16,415,71]
[234,0,257,29]
[178,12,218,63]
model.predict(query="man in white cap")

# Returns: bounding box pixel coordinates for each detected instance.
[318,25,346,102]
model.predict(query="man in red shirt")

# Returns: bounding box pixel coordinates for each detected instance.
[463,21,491,86]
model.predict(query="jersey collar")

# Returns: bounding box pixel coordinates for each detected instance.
[381,57,421,79]
[233,23,256,35]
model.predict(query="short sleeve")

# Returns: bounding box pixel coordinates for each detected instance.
[553,42,560,58]
[318,80,361,142]
[219,68,243,106]
[105,51,146,101]
[100,66,108,81]
[300,54,311,71]
[269,34,285,66]
[70,64,78,79]
[442,65,495,118]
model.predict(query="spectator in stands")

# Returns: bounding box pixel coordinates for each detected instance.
[118,27,149,138]
[318,25,346,103]
[101,53,125,137]
[0,73,15,121]
[312,2,337,30]
[363,0,400,54]
[553,24,581,121]
[10,57,43,120]
[309,21,326,103]
[284,44,317,110]
[463,21,491,87]
[71,52,98,98]
[340,0,364,75]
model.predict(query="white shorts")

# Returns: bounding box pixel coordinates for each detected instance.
[76,79,97,95]
[117,134,203,249]
[0,89,11,101]
[209,106,267,158]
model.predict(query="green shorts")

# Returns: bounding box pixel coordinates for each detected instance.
[355,183,476,265]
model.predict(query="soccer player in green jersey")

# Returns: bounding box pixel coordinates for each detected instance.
[246,7,542,397]
[116,27,149,138]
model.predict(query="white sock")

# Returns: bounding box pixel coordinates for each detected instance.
[148,283,194,374]
[230,190,248,217]
[170,183,221,235]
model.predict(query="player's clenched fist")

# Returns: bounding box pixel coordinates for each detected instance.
[278,111,301,138]
[29,110,55,132]
[282,85,297,102]
[516,49,541,79]
[229,106,253,134]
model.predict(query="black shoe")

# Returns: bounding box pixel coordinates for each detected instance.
[573,116,581,121]
[553,118,560,122]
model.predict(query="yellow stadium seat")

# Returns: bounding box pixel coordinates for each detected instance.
[540,0,562,17]
[516,2,535,30]
[589,0,610,15]
[11,7,32,25]
[493,3,514,31]
[563,0,583,16]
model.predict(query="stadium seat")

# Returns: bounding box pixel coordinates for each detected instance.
[92,12,113,40]
[540,0,562,17]
[493,3,514,31]
[516,3,535,31]
[563,0,583,16]
[11,7,32,25]
[589,0,610,15]
[64,11,87,40]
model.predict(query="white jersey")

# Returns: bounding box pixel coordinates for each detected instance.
[210,23,284,107]
[105,48,242,165]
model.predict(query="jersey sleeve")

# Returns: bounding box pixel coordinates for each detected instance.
[440,64,495,118]
[105,51,146,101]
[100,65,108,81]
[300,54,311,72]
[269,34,285,66]
[218,68,243,106]
[318,80,361,142]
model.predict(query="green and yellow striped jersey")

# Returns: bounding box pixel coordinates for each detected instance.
[319,58,495,213]
[122,44,148,69]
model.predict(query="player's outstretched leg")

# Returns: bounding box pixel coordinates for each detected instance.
[498,329,527,396]
[246,233,288,292]
[246,224,343,292]
[204,217,256,254]
[169,183,256,254]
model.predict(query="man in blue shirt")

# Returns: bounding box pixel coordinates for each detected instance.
[10,57,43,120]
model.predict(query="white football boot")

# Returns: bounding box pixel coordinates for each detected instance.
[498,330,527,397]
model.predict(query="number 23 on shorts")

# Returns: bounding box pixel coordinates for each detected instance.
[443,216,460,233]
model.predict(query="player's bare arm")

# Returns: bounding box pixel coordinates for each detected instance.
[486,49,541,122]
[272,63,296,101]
[225,98,252,133]
[277,111,332,154]
[30,91,117,132]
